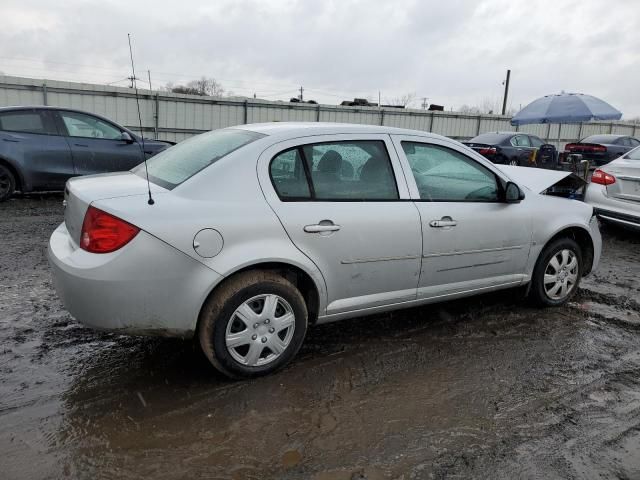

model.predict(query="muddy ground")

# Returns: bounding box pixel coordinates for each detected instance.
[1,194,639,480]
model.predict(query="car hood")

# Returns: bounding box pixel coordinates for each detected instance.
[495,165,586,194]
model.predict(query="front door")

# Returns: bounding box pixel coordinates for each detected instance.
[259,134,423,316]
[392,135,532,300]
[55,110,144,175]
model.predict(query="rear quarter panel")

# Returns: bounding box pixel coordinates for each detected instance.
[93,143,329,315]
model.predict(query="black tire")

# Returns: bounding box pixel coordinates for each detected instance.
[198,270,308,379]
[0,164,16,202]
[508,157,520,166]
[529,237,582,307]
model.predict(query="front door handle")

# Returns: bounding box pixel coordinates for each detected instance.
[429,218,457,228]
[304,222,341,233]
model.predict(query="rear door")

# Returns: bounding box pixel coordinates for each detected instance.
[391,135,531,299]
[0,108,74,189]
[54,110,144,175]
[258,134,423,316]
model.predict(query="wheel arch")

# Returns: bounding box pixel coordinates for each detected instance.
[196,260,323,334]
[539,225,595,275]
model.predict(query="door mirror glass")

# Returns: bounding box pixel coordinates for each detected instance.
[505,181,524,203]
[120,132,134,143]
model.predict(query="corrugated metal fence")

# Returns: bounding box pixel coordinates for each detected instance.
[1,75,637,147]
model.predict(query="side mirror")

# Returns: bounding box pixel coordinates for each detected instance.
[505,181,525,203]
[120,132,134,144]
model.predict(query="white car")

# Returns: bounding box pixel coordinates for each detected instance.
[585,146,640,229]
[49,123,601,378]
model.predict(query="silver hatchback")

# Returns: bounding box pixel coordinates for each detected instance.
[49,123,601,378]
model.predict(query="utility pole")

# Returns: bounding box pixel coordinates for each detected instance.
[299,86,304,101]
[501,69,511,115]
[127,75,140,88]
[421,97,429,110]
[147,70,152,91]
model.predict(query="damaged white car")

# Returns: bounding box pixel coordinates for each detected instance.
[49,123,601,378]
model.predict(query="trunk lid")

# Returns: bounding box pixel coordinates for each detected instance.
[64,172,167,245]
[602,158,640,203]
[495,165,586,197]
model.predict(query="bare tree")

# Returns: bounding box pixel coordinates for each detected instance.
[166,77,225,97]
[385,92,417,108]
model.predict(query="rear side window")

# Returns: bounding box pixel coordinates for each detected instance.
[135,128,265,189]
[0,110,49,134]
[270,140,398,201]
[511,135,531,147]
[270,149,311,199]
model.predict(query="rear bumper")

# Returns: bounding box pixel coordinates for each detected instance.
[585,183,640,229]
[48,222,223,337]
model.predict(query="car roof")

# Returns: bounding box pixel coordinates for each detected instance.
[234,122,447,141]
[584,134,625,138]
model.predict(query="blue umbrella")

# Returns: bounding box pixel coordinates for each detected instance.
[511,93,622,126]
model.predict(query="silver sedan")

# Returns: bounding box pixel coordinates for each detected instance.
[49,123,601,378]
[585,146,640,229]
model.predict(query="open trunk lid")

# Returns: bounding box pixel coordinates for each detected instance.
[495,165,586,198]
[64,172,167,245]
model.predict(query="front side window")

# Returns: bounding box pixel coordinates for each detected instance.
[402,142,499,202]
[530,136,544,148]
[0,110,49,134]
[135,128,265,189]
[59,111,122,139]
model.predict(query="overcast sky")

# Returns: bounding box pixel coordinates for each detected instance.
[2,0,639,117]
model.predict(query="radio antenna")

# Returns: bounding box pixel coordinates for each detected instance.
[127,33,154,205]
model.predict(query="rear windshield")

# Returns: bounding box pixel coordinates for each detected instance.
[468,133,511,145]
[134,129,265,189]
[625,147,640,160]
[580,135,618,144]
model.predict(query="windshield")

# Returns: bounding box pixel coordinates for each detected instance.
[134,129,265,189]
[468,133,511,145]
[625,147,640,160]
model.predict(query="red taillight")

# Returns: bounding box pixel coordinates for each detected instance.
[80,206,140,253]
[479,147,497,155]
[593,145,607,152]
[565,143,576,151]
[591,169,616,186]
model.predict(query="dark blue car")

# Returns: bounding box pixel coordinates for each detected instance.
[0,106,172,201]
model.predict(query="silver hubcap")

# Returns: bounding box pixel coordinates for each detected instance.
[509,159,518,166]
[544,249,579,300]
[225,294,295,367]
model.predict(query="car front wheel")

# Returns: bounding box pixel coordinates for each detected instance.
[529,237,582,306]
[198,270,308,378]
[508,158,520,166]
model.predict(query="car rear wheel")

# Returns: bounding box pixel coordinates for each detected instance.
[0,164,16,201]
[529,237,582,307]
[198,270,308,378]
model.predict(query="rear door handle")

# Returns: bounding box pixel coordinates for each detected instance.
[304,222,341,233]
[429,219,457,228]
[74,143,89,147]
